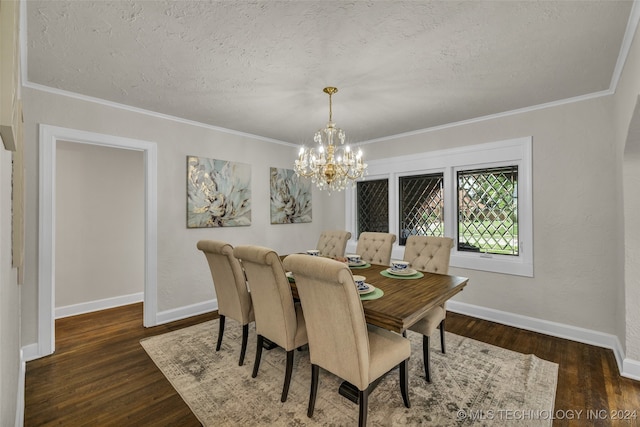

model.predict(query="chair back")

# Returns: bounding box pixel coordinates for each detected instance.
[283,254,371,390]
[233,245,300,350]
[403,235,454,274]
[355,232,397,265]
[197,240,253,323]
[316,230,352,258]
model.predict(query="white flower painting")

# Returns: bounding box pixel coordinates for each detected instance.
[187,156,251,228]
[270,167,312,224]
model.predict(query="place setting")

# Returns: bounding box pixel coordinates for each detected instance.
[380,260,425,279]
[345,254,371,269]
[352,275,383,300]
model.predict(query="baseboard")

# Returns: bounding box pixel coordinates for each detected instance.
[622,358,640,381]
[21,343,40,363]
[446,300,635,379]
[55,292,144,319]
[155,299,217,325]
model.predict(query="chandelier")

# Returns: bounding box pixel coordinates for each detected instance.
[294,87,367,193]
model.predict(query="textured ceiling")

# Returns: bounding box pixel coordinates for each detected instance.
[26,1,634,144]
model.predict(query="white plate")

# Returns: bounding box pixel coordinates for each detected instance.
[386,267,418,276]
[357,283,375,295]
[349,260,367,267]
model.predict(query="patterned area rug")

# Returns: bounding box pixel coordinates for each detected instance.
[141,319,558,426]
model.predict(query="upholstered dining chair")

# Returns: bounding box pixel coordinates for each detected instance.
[283,254,410,427]
[355,232,397,266]
[316,229,352,258]
[196,240,254,366]
[402,235,454,382]
[233,245,308,403]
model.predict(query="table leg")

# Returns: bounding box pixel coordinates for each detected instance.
[338,376,384,403]
[262,338,277,350]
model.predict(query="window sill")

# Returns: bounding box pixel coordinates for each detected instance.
[450,253,533,277]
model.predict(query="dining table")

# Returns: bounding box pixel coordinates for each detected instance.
[285,256,469,403]
[287,259,468,334]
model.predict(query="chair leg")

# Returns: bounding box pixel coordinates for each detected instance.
[239,324,249,366]
[252,335,264,378]
[439,319,446,354]
[307,364,319,418]
[400,359,410,408]
[358,387,369,427]
[423,335,432,383]
[216,315,225,351]
[281,350,294,402]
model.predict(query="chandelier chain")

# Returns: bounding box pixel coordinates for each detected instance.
[324,86,337,122]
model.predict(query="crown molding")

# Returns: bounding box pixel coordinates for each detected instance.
[359,90,614,145]
[22,82,298,147]
[610,0,640,91]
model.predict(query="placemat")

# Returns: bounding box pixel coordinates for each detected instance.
[380,270,425,279]
[360,287,384,300]
[349,262,371,269]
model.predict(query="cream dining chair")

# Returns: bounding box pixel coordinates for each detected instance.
[316,230,352,258]
[283,254,410,427]
[355,232,397,266]
[197,240,254,366]
[233,245,308,402]
[402,235,454,382]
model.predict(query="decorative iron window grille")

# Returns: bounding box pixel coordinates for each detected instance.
[399,173,444,245]
[457,166,518,255]
[357,179,389,236]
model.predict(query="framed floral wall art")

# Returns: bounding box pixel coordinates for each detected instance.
[270,167,312,224]
[187,156,251,228]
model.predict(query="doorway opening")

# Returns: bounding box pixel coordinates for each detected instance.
[38,125,158,357]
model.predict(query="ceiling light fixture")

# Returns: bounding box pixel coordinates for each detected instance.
[294,87,367,193]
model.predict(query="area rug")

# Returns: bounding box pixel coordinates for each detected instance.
[141,320,558,426]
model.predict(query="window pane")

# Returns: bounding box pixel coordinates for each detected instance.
[399,173,444,245]
[457,166,518,255]
[357,179,389,235]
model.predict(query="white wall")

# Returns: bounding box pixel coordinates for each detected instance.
[0,146,21,427]
[21,86,340,347]
[55,141,144,309]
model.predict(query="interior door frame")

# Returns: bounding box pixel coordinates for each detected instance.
[38,124,158,357]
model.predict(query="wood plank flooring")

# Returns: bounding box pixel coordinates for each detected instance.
[24,303,640,426]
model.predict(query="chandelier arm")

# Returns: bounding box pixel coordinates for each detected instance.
[295,169,319,178]
[333,163,365,180]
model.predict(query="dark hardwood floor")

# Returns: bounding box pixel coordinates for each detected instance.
[24,303,640,426]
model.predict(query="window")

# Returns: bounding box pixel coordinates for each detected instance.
[399,173,444,244]
[357,179,388,236]
[345,137,532,277]
[457,166,518,255]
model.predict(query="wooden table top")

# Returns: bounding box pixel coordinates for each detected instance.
[288,260,468,334]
